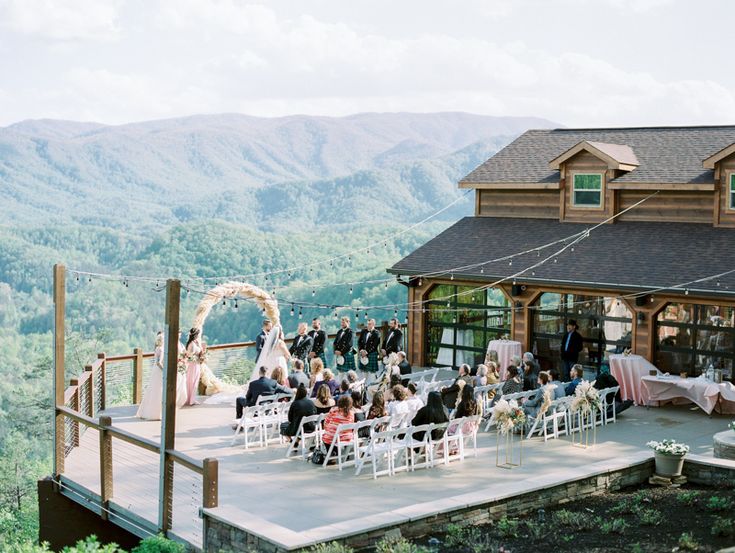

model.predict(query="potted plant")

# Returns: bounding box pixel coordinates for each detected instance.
[646,439,689,477]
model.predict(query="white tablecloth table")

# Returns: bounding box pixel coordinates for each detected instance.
[487,339,522,381]
[641,376,731,415]
[609,354,660,406]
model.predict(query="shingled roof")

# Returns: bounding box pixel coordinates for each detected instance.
[389,217,735,297]
[460,126,735,185]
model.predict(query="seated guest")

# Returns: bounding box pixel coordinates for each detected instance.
[501,365,523,395]
[441,364,473,410]
[454,385,480,418]
[334,379,351,400]
[281,384,317,438]
[548,368,566,399]
[387,385,411,421]
[593,365,633,417]
[270,365,290,395]
[384,374,403,401]
[523,371,553,419]
[486,361,501,400]
[474,364,489,387]
[485,349,499,367]
[236,366,293,418]
[511,355,523,372]
[313,384,335,414]
[397,351,412,385]
[288,359,310,390]
[412,391,449,441]
[565,365,584,396]
[405,382,424,415]
[309,357,325,389]
[523,351,540,373]
[322,395,355,449]
[311,368,339,398]
[351,391,366,422]
[366,391,388,420]
[522,360,538,392]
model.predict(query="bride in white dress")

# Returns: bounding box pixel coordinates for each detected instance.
[137,332,188,419]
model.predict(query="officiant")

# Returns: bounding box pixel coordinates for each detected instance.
[308,317,327,369]
[358,318,380,373]
[289,322,313,368]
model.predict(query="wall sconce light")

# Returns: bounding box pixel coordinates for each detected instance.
[637,312,646,324]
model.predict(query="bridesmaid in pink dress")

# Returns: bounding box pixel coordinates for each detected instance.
[185,328,202,406]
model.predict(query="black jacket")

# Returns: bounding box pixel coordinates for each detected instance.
[289,333,313,360]
[440,374,472,410]
[333,327,354,354]
[411,405,449,440]
[358,328,381,353]
[255,331,267,358]
[383,328,403,354]
[561,330,584,362]
[245,377,293,407]
[308,329,326,355]
[284,398,317,436]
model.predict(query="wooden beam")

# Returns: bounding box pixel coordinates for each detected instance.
[607,182,715,191]
[202,458,218,509]
[159,279,180,535]
[53,264,66,476]
[133,348,144,404]
[458,181,560,190]
[99,416,113,520]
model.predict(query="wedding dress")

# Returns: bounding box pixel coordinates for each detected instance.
[136,346,164,420]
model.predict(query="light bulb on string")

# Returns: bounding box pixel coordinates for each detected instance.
[222,298,226,307]
[553,258,558,263]
[418,278,422,286]
[290,305,295,316]
[509,260,512,266]
[393,309,398,318]
[480,267,484,274]
[311,289,315,297]
[349,287,353,295]
[685,289,689,295]
[298,307,303,319]
[717,281,721,287]
[88,276,92,283]
[364,312,368,320]
[234,299,239,309]
[450,274,454,281]
[650,296,654,303]
[385,282,388,289]
[75,273,79,282]
[512,280,516,285]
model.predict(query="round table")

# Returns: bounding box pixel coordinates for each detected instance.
[609,354,660,406]
[714,430,735,460]
[486,339,522,381]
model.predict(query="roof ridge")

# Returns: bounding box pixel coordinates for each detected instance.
[531,124,735,132]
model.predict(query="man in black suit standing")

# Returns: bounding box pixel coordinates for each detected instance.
[289,322,313,369]
[255,319,272,361]
[560,319,584,381]
[235,366,293,418]
[381,318,403,360]
[308,318,327,369]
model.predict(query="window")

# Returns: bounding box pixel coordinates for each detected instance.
[531,293,632,373]
[729,173,735,210]
[425,286,510,369]
[655,303,734,381]
[572,173,603,207]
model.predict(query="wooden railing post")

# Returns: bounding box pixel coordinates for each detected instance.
[202,458,218,509]
[99,415,113,520]
[133,347,144,404]
[84,365,94,418]
[159,279,181,535]
[53,264,66,476]
[69,380,80,447]
[98,352,107,411]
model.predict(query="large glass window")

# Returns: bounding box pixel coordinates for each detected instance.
[655,303,734,380]
[425,286,510,369]
[729,173,735,210]
[572,173,603,207]
[531,293,633,373]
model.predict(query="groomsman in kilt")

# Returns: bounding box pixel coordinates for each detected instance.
[333,316,355,373]
[308,317,327,370]
[381,318,404,359]
[289,322,313,369]
[358,318,380,375]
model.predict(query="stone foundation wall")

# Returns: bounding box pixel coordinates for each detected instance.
[682,457,735,486]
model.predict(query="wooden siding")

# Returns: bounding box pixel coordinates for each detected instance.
[477,189,558,219]
[617,190,712,223]
[717,155,735,227]
[561,151,615,223]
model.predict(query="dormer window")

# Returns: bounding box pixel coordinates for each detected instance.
[572,173,603,207]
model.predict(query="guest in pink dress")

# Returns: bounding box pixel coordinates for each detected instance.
[185,328,202,406]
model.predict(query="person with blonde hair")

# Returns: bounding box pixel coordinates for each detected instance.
[309,357,325,388]
[137,331,165,420]
[313,383,335,414]
[312,368,338,397]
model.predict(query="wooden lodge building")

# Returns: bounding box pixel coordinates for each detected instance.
[389,126,735,381]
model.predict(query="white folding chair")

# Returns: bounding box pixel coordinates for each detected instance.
[427,422,449,467]
[285,413,325,460]
[231,405,264,448]
[440,417,466,465]
[405,423,433,471]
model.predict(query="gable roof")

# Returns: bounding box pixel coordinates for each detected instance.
[549,140,639,171]
[460,125,735,186]
[703,142,735,169]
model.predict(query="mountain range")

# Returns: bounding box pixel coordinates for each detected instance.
[2,112,555,230]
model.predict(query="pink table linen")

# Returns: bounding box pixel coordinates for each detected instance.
[641,376,723,415]
[487,339,522,381]
[609,354,660,406]
[718,382,735,415]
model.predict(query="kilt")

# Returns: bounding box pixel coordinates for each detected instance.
[336,352,356,373]
[361,351,379,373]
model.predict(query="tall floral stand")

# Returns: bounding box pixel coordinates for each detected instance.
[571,408,597,449]
[496,428,522,469]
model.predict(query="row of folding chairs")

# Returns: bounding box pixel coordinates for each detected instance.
[403,367,441,385]
[232,398,293,448]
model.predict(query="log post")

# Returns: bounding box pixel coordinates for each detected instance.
[159,279,180,535]
[98,352,107,411]
[98,415,113,520]
[84,365,94,418]
[202,458,218,509]
[69,380,80,447]
[53,264,66,476]
[133,347,144,404]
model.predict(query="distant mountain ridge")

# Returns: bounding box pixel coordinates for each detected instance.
[1,112,556,230]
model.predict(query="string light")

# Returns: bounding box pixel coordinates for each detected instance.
[290,305,295,316]
[234,299,239,309]
[298,307,303,319]
[349,287,353,294]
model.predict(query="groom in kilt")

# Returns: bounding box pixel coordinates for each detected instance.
[333,316,355,373]
[358,318,380,374]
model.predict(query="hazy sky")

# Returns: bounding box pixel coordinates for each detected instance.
[1,0,733,127]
